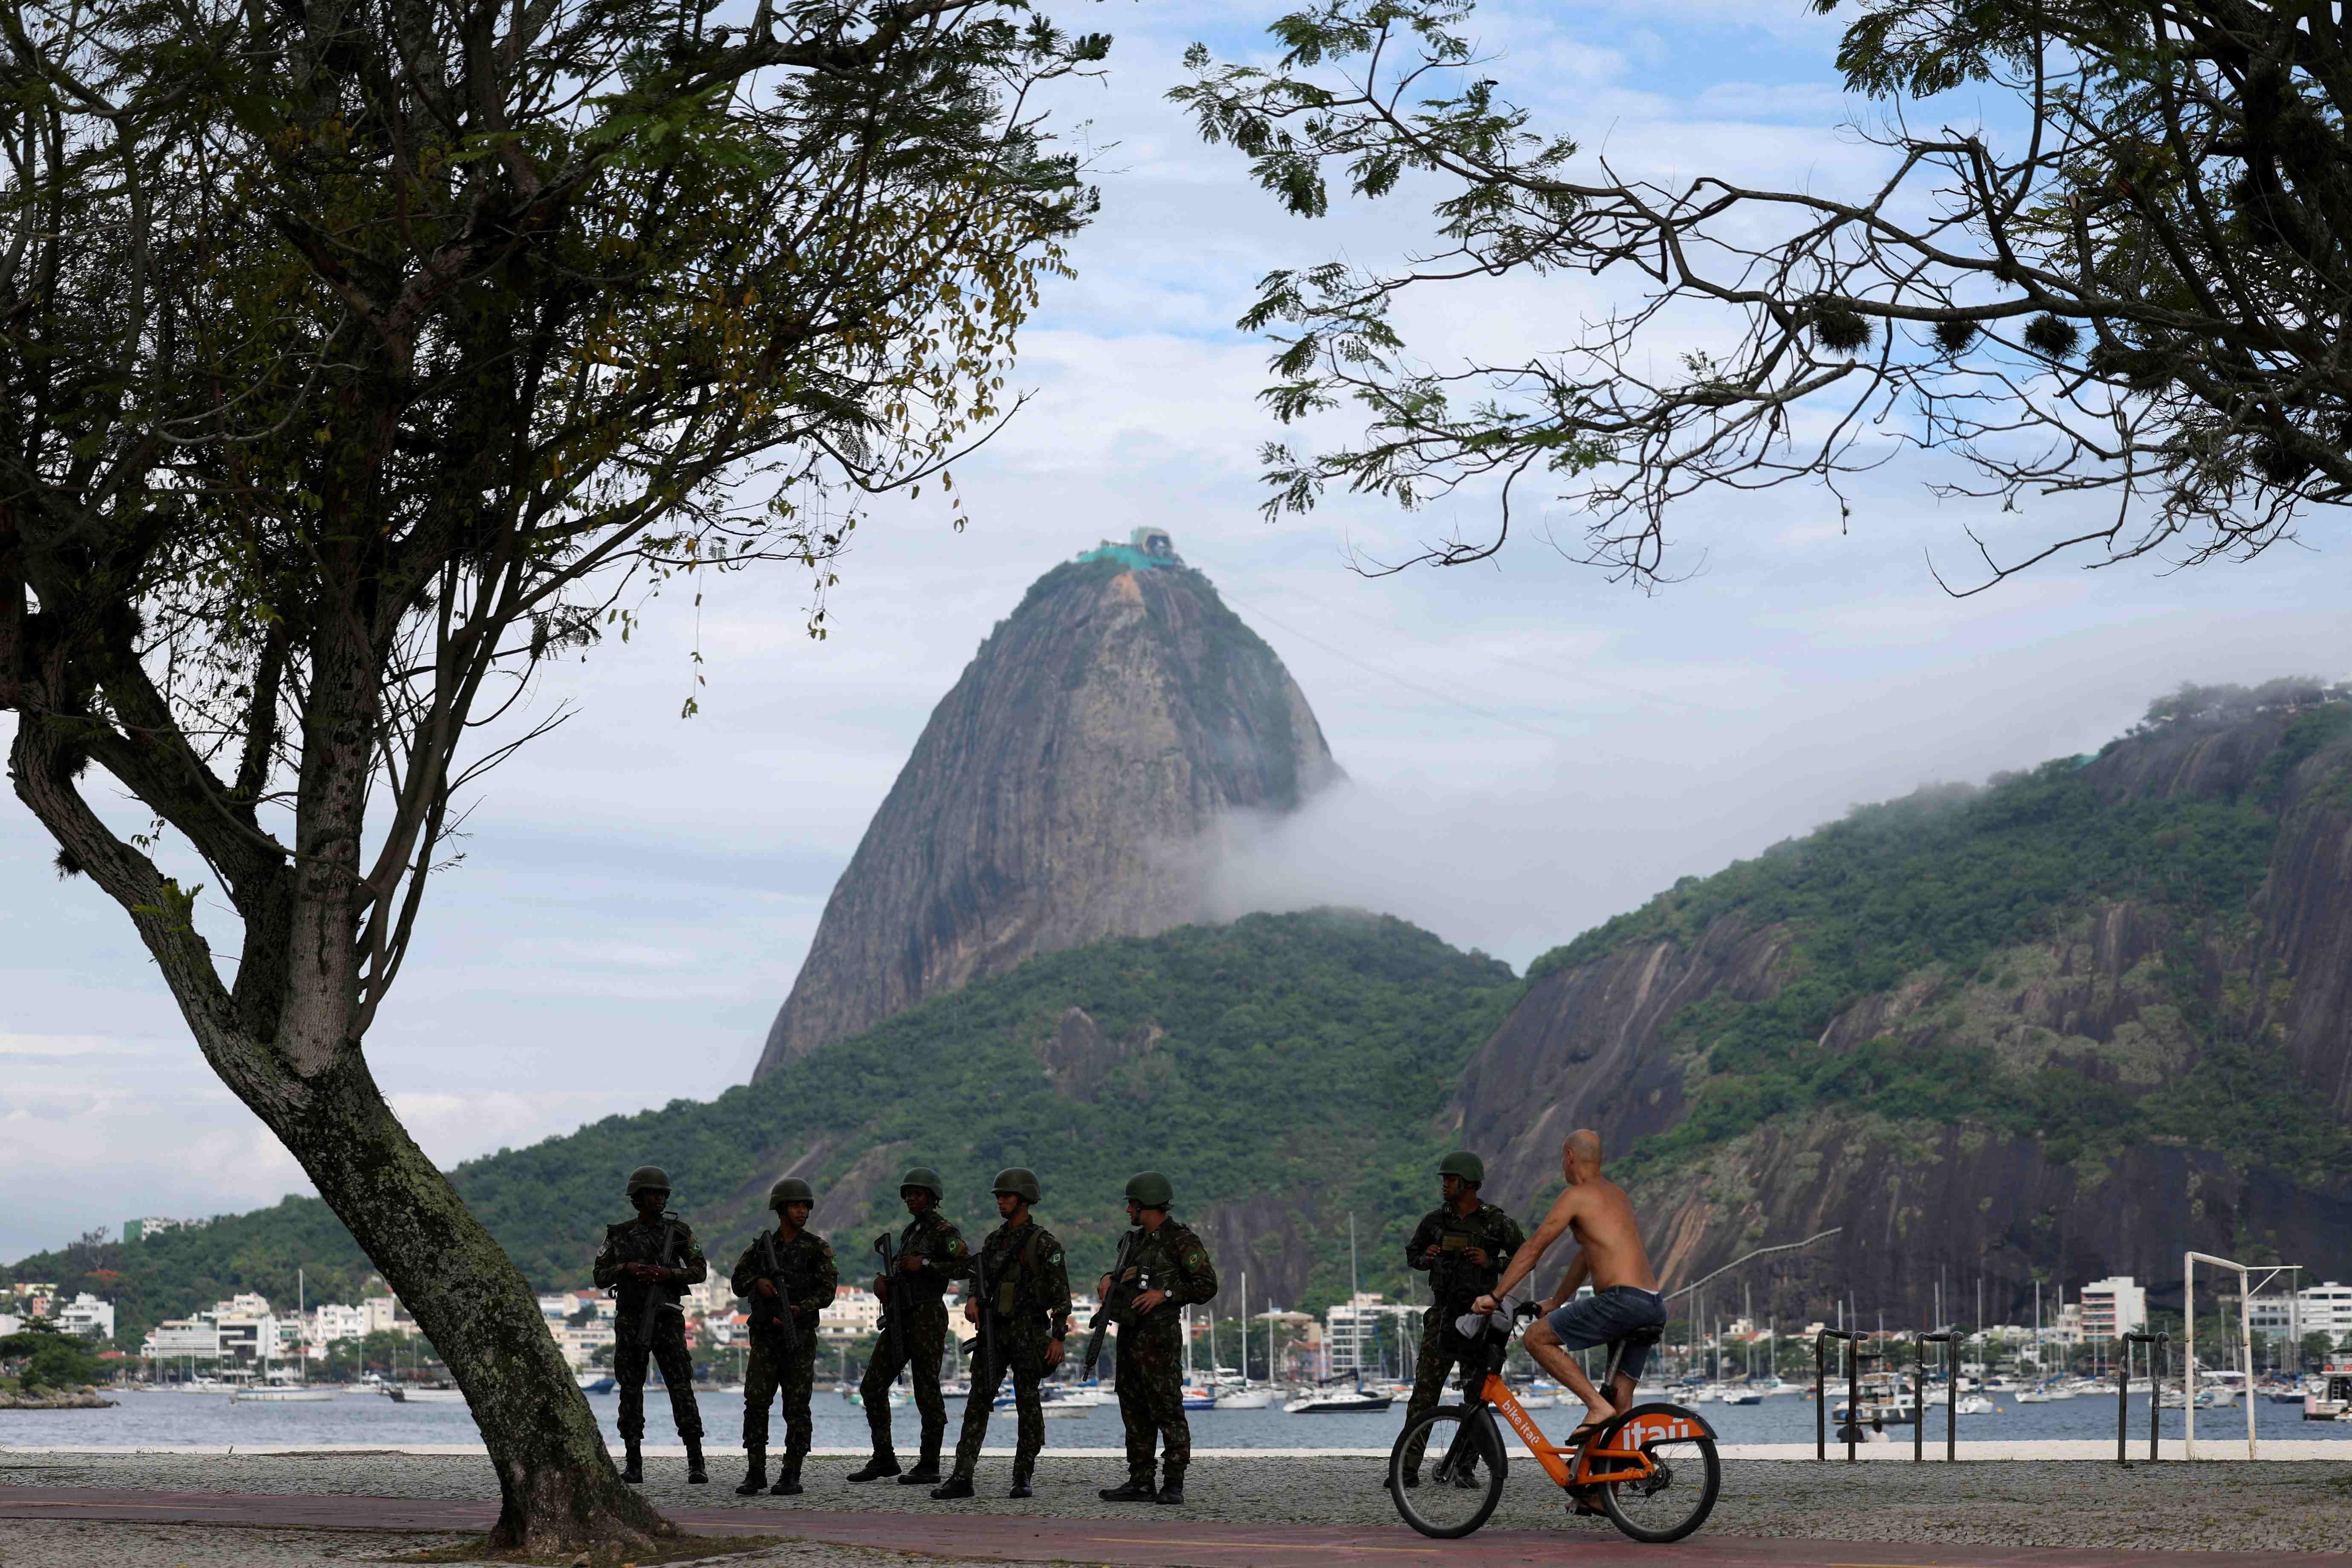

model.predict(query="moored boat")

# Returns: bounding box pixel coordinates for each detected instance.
[1283,1383,1392,1414]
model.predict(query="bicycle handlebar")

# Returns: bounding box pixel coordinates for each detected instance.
[1452,1295,1542,1341]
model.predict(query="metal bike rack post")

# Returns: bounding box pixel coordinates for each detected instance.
[1912,1337,1924,1463]
[1816,1328,1860,1463]
[1918,1330,1956,1461]
[2120,1331,2167,1466]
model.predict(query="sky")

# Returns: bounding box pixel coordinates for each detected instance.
[4,0,2348,1264]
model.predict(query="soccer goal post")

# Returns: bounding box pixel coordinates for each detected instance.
[2184,1252,2296,1459]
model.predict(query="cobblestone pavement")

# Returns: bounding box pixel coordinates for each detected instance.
[0,1520,1006,1568]
[4,1451,2352,1555]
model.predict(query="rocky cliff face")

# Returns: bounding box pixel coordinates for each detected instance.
[756,553,1340,1076]
[1453,699,2352,1323]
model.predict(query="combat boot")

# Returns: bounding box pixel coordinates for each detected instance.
[1155,1466,1186,1506]
[846,1451,901,1482]
[1008,1460,1034,1499]
[684,1436,708,1485]
[769,1455,804,1496]
[621,1438,644,1484]
[896,1445,942,1484]
[1097,1473,1156,1502]
[734,1448,768,1496]
[929,1472,975,1499]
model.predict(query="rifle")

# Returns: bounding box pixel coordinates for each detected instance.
[1083,1228,1144,1378]
[873,1232,902,1365]
[634,1217,683,1351]
[960,1238,996,1384]
[752,1230,801,1358]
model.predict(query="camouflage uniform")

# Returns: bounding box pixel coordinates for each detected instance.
[593,1213,708,1445]
[861,1207,969,1466]
[1108,1218,1219,1489]
[947,1215,1072,1482]
[1400,1199,1524,1475]
[729,1227,838,1463]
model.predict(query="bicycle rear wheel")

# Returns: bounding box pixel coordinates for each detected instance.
[1388,1405,1506,1539]
[1593,1403,1720,1544]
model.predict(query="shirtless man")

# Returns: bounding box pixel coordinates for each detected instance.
[1472,1129,1664,1442]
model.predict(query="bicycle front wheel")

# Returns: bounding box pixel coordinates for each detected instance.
[1594,1403,1720,1544]
[1388,1404,1506,1539]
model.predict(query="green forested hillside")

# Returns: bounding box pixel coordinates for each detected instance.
[10,911,1515,1343]
[1554,705,2352,1190]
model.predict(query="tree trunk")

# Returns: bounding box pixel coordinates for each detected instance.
[9,590,682,1553]
[272,1048,675,1554]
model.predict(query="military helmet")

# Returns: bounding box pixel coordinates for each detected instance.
[1437,1151,1486,1185]
[990,1166,1041,1203]
[768,1176,815,1210]
[1124,1171,1174,1209]
[625,1164,672,1196]
[900,1167,945,1199]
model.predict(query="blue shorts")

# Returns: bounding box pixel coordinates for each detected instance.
[1544,1286,1666,1380]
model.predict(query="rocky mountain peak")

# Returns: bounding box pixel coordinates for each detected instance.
[754,539,1342,1076]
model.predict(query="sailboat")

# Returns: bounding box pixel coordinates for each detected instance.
[1215,1277,1280,1409]
[1180,1308,1218,1409]
[1284,1217,1394,1414]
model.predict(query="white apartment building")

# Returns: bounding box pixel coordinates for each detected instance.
[313,1303,368,1343]
[2250,1281,2352,1340]
[552,1319,617,1370]
[2079,1277,2148,1339]
[142,1318,221,1359]
[1325,1293,1420,1377]
[210,1295,280,1366]
[685,1276,736,1319]
[362,1295,419,1337]
[821,1287,884,1341]
[56,1292,116,1341]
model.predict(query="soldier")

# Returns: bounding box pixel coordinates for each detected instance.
[728,1176,838,1497]
[1395,1150,1524,1488]
[1093,1172,1218,1507]
[845,1166,969,1486]
[928,1167,1071,1501]
[590,1164,709,1485]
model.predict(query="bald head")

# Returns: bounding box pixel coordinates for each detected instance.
[1563,1129,1603,1179]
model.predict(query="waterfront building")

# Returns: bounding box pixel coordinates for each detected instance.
[1325,1293,1419,1378]
[819,1285,884,1341]
[56,1292,116,1341]
[361,1295,419,1337]
[2080,1277,2148,1339]
[141,1318,221,1360]
[552,1317,616,1370]
[308,1303,368,1345]
[2249,1281,2352,1342]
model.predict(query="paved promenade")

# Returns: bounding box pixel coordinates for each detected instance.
[3,1449,2350,1565]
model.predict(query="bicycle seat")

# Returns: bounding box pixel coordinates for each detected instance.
[1616,1325,1664,1348]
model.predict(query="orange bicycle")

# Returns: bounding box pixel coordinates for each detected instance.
[1388,1302,1719,1544]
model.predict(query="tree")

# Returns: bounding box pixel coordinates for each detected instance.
[0,1323,106,1390]
[1175,0,2352,591]
[0,0,1105,1551]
